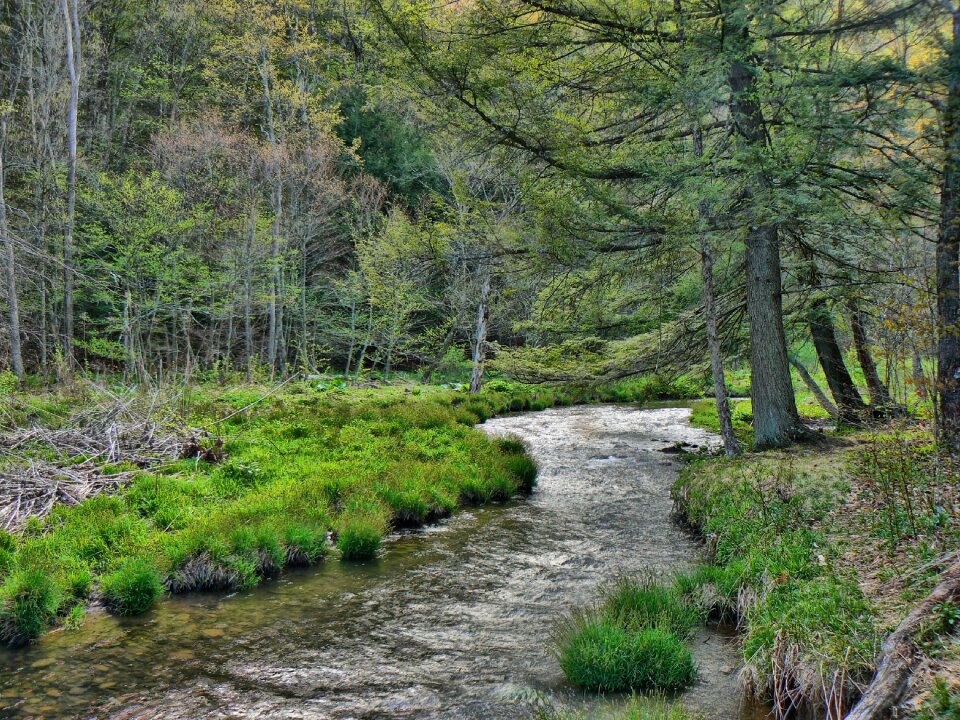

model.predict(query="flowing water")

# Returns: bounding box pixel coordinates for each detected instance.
[0,404,767,720]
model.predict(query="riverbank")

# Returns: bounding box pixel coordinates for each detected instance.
[0,374,704,648]
[678,408,960,718]
[0,382,548,646]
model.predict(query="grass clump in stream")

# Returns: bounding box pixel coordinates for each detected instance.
[0,570,64,646]
[556,615,696,692]
[555,576,699,693]
[101,558,163,615]
[337,497,390,561]
[538,695,702,720]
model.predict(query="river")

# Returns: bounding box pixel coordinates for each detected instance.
[0,404,765,719]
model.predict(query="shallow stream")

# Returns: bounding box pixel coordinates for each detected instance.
[0,404,767,719]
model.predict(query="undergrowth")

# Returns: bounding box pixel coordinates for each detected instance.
[672,451,879,719]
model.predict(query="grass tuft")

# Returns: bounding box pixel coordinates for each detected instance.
[0,570,63,645]
[555,612,696,692]
[101,558,163,615]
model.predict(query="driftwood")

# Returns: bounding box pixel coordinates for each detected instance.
[844,561,960,720]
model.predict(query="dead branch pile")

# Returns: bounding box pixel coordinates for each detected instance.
[0,461,134,532]
[0,386,214,531]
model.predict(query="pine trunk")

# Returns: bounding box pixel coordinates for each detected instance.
[939,9,960,453]
[727,54,802,448]
[849,303,894,409]
[808,303,867,419]
[790,357,838,418]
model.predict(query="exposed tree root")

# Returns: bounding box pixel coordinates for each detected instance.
[844,561,960,720]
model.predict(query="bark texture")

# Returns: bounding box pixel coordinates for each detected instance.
[727,49,802,447]
[939,9,960,453]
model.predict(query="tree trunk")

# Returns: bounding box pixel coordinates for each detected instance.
[938,8,960,453]
[727,52,802,448]
[808,302,867,419]
[693,127,740,455]
[470,272,491,394]
[790,356,838,418]
[849,302,894,409]
[61,0,80,367]
[260,48,283,377]
[0,118,24,381]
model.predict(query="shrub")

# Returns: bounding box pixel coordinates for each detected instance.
[556,615,696,692]
[0,570,64,645]
[101,559,163,615]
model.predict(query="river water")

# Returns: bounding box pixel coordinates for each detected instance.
[0,404,766,719]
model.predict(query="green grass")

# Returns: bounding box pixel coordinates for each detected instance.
[599,576,704,637]
[0,383,543,644]
[0,570,63,646]
[556,616,696,693]
[101,558,163,615]
[554,575,701,694]
[672,452,880,712]
[538,695,702,720]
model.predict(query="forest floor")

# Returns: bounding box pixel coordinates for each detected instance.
[683,402,960,719]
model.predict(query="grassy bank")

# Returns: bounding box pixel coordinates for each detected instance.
[0,382,549,645]
[671,426,960,718]
[0,372,709,647]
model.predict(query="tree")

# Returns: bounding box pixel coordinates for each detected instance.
[61,0,81,367]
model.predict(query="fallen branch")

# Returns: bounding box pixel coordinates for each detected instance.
[844,561,960,720]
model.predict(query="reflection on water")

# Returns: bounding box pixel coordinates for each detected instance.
[0,405,767,719]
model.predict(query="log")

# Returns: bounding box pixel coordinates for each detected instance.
[844,561,960,720]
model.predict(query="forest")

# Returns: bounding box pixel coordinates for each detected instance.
[0,1,958,719]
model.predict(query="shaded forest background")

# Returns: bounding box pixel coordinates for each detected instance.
[0,0,958,450]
